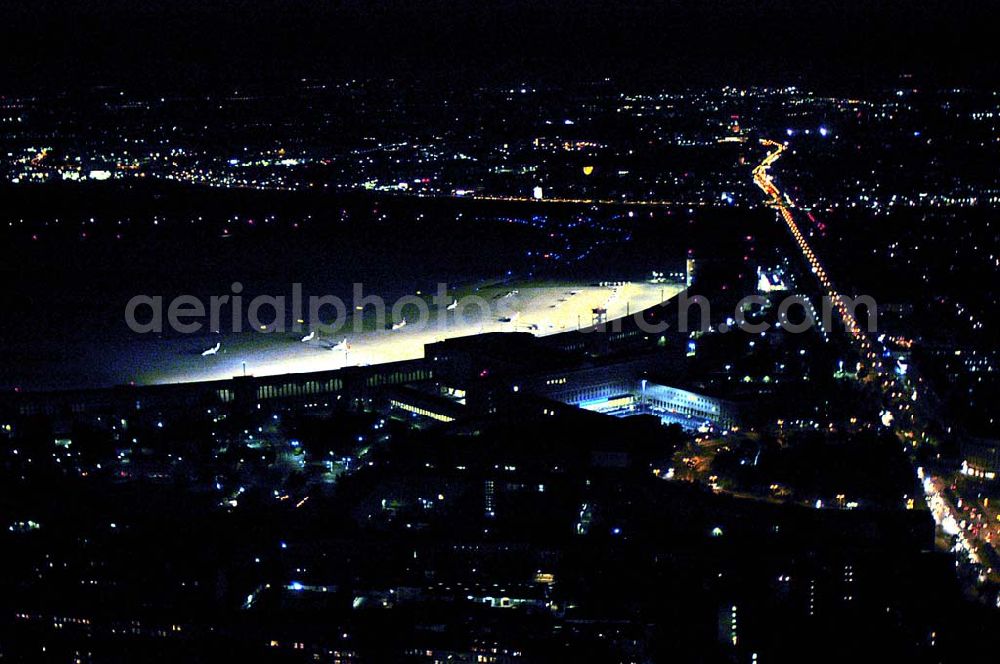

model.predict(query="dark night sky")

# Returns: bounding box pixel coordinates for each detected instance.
[0,1,996,89]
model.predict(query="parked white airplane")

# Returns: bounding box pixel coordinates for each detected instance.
[201,342,221,357]
[301,330,317,343]
[331,338,348,352]
[446,299,458,311]
[391,320,407,331]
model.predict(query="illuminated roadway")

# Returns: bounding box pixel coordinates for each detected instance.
[384,191,706,208]
[747,139,1000,581]
[755,139,1000,587]
[751,138,915,427]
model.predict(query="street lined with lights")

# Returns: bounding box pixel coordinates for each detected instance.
[752,138,911,424]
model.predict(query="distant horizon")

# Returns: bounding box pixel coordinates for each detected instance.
[0,0,996,90]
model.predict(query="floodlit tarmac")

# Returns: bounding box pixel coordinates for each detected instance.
[147,280,683,384]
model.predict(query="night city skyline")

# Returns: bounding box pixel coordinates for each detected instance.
[0,2,998,662]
